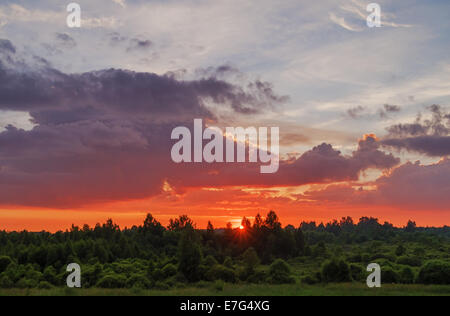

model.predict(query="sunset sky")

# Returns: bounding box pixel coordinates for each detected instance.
[0,0,449,231]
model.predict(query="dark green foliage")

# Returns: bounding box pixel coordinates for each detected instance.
[417,260,450,285]
[0,211,448,290]
[0,256,12,273]
[178,228,202,282]
[321,259,351,283]
[399,266,415,284]
[268,259,295,284]
[397,256,422,267]
[382,267,399,284]
[162,264,177,279]
[242,248,260,273]
[395,244,406,257]
[205,265,237,283]
[349,264,364,282]
[96,274,127,288]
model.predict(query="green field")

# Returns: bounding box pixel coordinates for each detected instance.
[1,283,449,296]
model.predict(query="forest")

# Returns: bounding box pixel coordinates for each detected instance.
[0,211,449,292]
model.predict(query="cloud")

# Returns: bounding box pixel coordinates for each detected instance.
[329,12,363,32]
[382,105,450,156]
[347,105,365,119]
[0,39,290,207]
[302,158,450,211]
[379,104,401,119]
[55,33,77,49]
[127,39,152,52]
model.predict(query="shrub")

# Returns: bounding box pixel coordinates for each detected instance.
[153,281,170,290]
[397,256,422,267]
[38,281,53,289]
[205,265,237,283]
[43,266,58,285]
[96,274,127,288]
[223,257,234,269]
[213,280,224,292]
[162,264,177,279]
[268,259,295,284]
[0,256,13,273]
[349,263,364,282]
[382,267,399,284]
[399,266,415,284]
[395,245,406,257]
[203,255,218,267]
[242,248,260,273]
[0,275,13,288]
[126,274,151,289]
[301,275,319,285]
[246,270,267,284]
[321,259,351,283]
[417,260,450,285]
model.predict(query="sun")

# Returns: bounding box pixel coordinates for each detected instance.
[239,225,245,230]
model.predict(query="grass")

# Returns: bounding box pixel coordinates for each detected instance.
[0,283,449,296]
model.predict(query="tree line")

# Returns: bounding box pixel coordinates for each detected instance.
[0,211,449,289]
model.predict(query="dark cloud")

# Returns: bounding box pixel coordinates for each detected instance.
[0,39,16,55]
[347,105,365,119]
[127,39,152,51]
[55,33,77,49]
[0,39,289,207]
[302,159,450,211]
[166,134,399,189]
[384,104,401,113]
[382,105,450,156]
[0,39,398,209]
[379,104,401,119]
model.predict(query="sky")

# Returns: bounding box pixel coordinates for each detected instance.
[0,0,449,231]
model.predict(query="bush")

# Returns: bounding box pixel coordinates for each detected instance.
[0,275,13,288]
[0,256,13,273]
[417,260,450,285]
[223,257,234,269]
[153,281,170,290]
[246,270,267,284]
[321,259,351,283]
[126,274,151,289]
[397,256,422,267]
[399,266,415,284]
[203,255,218,267]
[205,265,237,283]
[38,281,53,289]
[162,264,177,279]
[96,274,127,288]
[268,259,295,284]
[382,267,399,284]
[349,264,364,282]
[242,248,260,273]
[213,280,224,292]
[301,275,319,285]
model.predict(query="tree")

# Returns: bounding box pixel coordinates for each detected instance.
[243,247,260,273]
[294,229,306,255]
[321,258,351,283]
[405,220,417,233]
[143,213,165,236]
[268,259,295,284]
[168,215,195,231]
[0,256,12,273]
[178,227,202,282]
[265,211,281,231]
